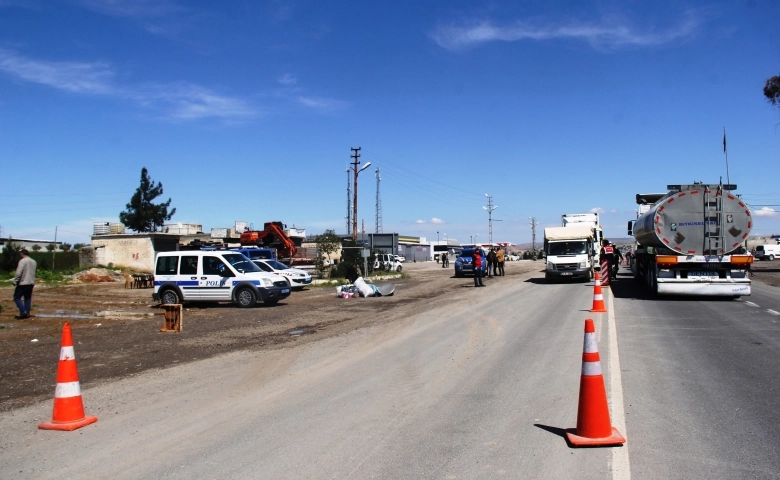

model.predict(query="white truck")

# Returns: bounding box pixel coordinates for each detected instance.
[628,183,753,297]
[561,213,603,267]
[544,225,598,281]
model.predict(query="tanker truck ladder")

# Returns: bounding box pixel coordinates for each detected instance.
[703,186,725,255]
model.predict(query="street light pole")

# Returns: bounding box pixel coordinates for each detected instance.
[350,147,371,241]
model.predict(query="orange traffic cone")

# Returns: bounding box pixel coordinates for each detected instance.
[565,319,625,447]
[39,322,98,431]
[590,271,608,313]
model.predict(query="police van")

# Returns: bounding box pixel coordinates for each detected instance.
[152,250,291,308]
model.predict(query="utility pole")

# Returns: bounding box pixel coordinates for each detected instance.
[346,167,352,236]
[375,167,383,233]
[528,217,539,253]
[350,147,371,241]
[483,194,498,245]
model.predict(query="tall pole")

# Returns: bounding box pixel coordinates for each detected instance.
[483,194,497,245]
[346,167,352,236]
[528,217,539,253]
[723,127,730,185]
[351,147,361,240]
[375,167,383,233]
[53,225,57,271]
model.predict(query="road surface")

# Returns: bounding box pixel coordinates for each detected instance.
[2,263,779,479]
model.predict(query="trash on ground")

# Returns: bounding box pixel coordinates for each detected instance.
[336,277,395,298]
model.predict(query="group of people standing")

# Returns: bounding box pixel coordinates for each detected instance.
[472,247,506,287]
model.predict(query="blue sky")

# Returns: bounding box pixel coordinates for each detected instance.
[1,0,779,247]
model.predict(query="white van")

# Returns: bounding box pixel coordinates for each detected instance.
[373,253,403,272]
[152,250,291,307]
[754,244,780,261]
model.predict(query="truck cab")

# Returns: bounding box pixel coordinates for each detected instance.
[544,225,595,281]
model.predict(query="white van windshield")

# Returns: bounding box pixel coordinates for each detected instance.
[548,241,587,255]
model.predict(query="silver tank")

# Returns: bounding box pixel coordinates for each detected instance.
[634,184,752,255]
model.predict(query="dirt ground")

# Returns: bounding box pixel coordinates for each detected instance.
[0,261,544,412]
[2,259,777,413]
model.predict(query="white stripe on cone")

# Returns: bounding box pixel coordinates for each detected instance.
[59,346,75,361]
[584,332,598,353]
[582,361,603,376]
[54,381,82,398]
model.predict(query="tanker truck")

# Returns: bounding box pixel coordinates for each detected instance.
[627,183,753,297]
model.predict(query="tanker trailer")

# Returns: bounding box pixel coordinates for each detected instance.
[628,183,753,297]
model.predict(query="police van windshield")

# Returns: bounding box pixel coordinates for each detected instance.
[223,253,262,273]
[548,241,587,255]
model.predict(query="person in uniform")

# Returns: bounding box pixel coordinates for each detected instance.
[600,239,616,280]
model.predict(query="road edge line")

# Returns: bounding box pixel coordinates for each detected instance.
[608,289,631,480]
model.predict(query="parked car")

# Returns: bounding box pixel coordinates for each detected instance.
[374,253,403,272]
[394,255,406,263]
[153,250,291,308]
[754,244,780,260]
[454,247,488,277]
[252,259,312,290]
[505,253,520,261]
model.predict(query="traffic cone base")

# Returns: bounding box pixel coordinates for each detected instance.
[565,427,626,447]
[39,415,97,431]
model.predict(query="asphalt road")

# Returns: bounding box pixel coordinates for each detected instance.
[1,265,778,479]
[611,267,780,479]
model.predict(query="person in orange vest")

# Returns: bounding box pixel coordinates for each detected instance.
[600,239,616,280]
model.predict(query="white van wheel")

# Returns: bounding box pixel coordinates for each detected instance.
[770,255,775,261]
[236,288,257,308]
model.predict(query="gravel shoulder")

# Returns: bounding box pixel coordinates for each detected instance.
[0,261,544,412]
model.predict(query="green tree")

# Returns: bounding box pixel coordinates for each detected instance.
[119,167,176,233]
[31,244,42,252]
[1,242,21,272]
[765,75,780,107]
[45,243,56,252]
[60,243,72,252]
[73,243,86,250]
[314,229,342,278]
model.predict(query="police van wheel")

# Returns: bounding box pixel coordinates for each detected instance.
[160,289,180,305]
[236,288,257,308]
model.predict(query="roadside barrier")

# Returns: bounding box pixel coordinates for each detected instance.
[565,318,625,447]
[160,304,183,332]
[590,271,608,313]
[39,322,98,431]
[600,259,610,286]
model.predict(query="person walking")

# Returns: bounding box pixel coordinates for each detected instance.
[473,248,485,287]
[441,251,449,268]
[496,247,505,276]
[13,248,37,319]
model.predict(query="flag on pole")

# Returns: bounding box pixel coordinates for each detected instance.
[723,128,727,152]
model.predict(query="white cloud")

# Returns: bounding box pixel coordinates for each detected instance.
[295,95,349,113]
[430,13,701,51]
[0,49,255,121]
[278,73,297,86]
[136,83,255,120]
[0,48,115,94]
[754,207,778,217]
[590,207,605,214]
[74,0,185,18]
[415,219,426,224]
[431,218,445,224]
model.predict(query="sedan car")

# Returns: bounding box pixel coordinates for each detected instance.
[252,259,312,290]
